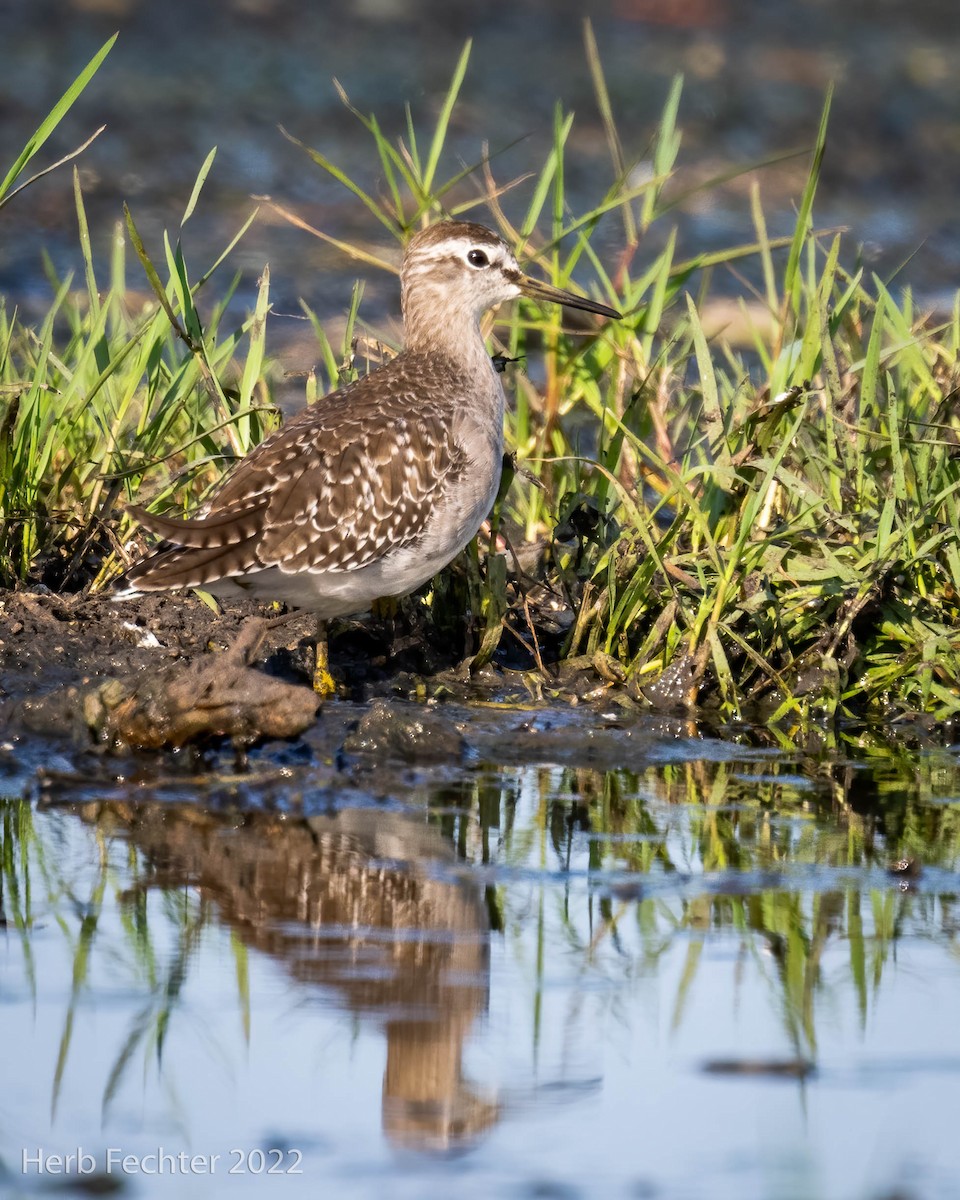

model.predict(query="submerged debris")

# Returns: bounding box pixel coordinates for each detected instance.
[701,1058,815,1080]
[342,697,466,764]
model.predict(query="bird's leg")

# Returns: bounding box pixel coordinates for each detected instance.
[312,617,336,698]
[371,595,399,654]
[260,608,336,698]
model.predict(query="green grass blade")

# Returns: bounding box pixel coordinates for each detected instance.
[280,126,398,235]
[0,33,117,206]
[784,86,833,307]
[182,147,217,226]
[423,40,472,195]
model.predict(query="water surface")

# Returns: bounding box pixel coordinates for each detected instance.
[3,712,960,1198]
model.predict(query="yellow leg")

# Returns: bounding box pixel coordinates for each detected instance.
[371,595,399,621]
[312,618,337,698]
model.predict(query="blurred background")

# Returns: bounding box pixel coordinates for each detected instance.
[2,0,959,348]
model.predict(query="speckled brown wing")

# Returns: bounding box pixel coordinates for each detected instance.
[256,397,462,574]
[125,352,465,592]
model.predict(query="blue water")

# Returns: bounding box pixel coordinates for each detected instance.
[4,723,960,1198]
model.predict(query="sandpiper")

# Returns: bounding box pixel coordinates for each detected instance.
[123,221,620,689]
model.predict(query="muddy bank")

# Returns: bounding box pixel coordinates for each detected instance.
[0,585,745,784]
[0,588,952,766]
[0,588,274,698]
[0,585,632,715]
[0,587,576,751]
[0,587,453,702]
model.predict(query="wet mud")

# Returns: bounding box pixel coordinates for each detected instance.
[0,586,655,757]
[0,587,951,772]
[0,585,756,819]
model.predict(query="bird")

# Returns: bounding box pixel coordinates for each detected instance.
[122,220,621,692]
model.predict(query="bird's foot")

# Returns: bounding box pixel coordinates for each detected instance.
[312,639,337,698]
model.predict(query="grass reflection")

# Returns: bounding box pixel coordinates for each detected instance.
[433,747,960,1064]
[3,739,960,1147]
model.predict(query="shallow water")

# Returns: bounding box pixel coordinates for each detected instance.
[3,711,960,1199]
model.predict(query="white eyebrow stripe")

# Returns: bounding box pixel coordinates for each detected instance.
[415,237,504,261]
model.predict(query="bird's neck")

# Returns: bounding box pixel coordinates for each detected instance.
[402,290,492,366]
[399,308,504,436]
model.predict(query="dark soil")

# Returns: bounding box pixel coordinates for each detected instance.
[0,584,660,761]
[0,588,281,701]
[0,587,481,700]
[0,584,729,799]
[0,579,618,704]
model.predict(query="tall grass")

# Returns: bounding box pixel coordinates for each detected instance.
[0,36,277,588]
[3,29,960,721]
[0,178,276,589]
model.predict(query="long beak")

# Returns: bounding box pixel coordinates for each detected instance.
[519,274,621,320]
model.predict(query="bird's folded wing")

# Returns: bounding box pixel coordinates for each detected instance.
[256,411,463,574]
[126,348,468,590]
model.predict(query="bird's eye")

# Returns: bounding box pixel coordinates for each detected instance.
[467,248,489,268]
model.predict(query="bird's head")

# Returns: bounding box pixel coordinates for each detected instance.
[400,221,620,349]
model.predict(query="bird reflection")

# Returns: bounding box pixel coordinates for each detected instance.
[77,798,497,1151]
